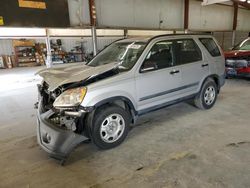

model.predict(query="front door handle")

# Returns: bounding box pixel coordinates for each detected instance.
[202,63,209,67]
[170,70,180,75]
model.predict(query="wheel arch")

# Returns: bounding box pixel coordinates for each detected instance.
[93,96,137,123]
[201,74,220,93]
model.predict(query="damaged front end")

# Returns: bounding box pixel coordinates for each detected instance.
[35,63,120,161]
[36,82,90,161]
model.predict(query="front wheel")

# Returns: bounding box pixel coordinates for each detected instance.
[91,105,130,149]
[194,78,218,110]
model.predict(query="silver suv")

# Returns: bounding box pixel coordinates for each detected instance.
[36,34,225,161]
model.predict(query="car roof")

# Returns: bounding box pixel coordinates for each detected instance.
[116,37,151,43]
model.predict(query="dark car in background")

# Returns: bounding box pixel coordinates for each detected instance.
[224,37,250,78]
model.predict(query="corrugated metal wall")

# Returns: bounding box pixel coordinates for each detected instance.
[67,0,90,27]
[213,31,249,50]
[189,1,234,31]
[95,0,184,29]
[238,9,250,31]
[0,40,14,56]
[67,0,250,31]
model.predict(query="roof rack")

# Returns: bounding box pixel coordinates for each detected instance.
[149,33,212,40]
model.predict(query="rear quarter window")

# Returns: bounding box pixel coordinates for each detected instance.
[199,38,221,57]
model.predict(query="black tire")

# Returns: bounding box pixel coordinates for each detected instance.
[194,78,218,110]
[91,105,130,149]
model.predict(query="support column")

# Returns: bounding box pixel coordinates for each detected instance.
[184,0,189,34]
[124,29,128,38]
[89,0,97,56]
[232,30,236,48]
[91,26,97,56]
[45,29,52,68]
[232,2,238,47]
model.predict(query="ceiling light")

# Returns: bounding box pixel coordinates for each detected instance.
[0,27,46,37]
[239,0,246,2]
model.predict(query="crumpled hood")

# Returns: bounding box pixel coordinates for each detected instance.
[36,62,118,91]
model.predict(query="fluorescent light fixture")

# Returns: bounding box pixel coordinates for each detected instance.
[127,30,173,36]
[48,28,92,36]
[48,29,124,37]
[239,0,246,2]
[0,27,46,37]
[96,29,124,36]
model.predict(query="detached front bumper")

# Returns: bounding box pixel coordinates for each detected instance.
[36,101,88,160]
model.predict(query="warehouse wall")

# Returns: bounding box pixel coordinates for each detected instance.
[95,0,184,29]
[213,32,232,50]
[67,0,250,32]
[0,40,14,56]
[67,0,90,27]
[213,31,249,50]
[238,8,250,31]
[189,1,234,31]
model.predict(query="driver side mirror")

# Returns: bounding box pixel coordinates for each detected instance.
[140,60,158,73]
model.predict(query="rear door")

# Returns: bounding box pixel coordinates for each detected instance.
[135,39,182,113]
[174,38,207,96]
[198,37,225,76]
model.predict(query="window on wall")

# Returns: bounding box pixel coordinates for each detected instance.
[199,38,221,57]
[141,40,174,72]
[175,39,202,65]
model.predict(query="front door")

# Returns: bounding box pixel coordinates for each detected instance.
[135,40,182,113]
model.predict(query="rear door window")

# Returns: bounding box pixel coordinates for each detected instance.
[199,38,221,57]
[174,39,202,65]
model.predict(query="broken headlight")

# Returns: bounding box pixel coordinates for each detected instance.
[53,87,87,108]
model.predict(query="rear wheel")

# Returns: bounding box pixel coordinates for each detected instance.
[91,105,130,149]
[194,78,218,110]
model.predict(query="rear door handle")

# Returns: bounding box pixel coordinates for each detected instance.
[170,70,180,75]
[202,64,209,67]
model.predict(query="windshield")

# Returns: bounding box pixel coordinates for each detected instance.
[233,38,250,51]
[87,41,146,70]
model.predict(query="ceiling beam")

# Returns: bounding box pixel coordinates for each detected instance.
[232,0,250,9]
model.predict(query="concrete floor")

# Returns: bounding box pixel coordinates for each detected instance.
[0,67,250,188]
